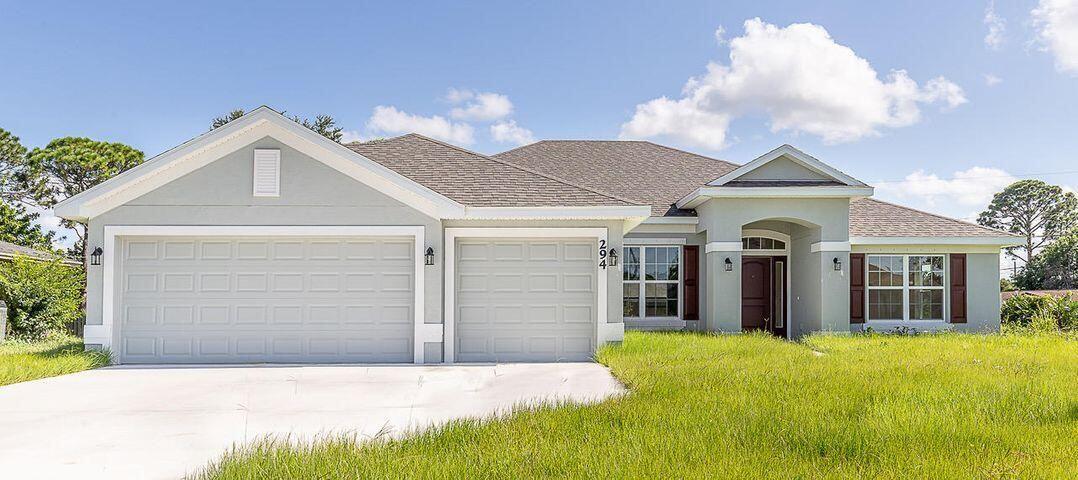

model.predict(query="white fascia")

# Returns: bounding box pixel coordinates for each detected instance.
[676,185,876,209]
[642,216,699,224]
[849,236,1023,246]
[53,107,467,222]
[707,144,868,187]
[460,205,652,231]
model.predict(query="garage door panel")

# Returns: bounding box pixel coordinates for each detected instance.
[118,235,415,363]
[456,238,597,363]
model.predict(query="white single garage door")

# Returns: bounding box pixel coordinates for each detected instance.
[455,238,597,362]
[117,235,415,363]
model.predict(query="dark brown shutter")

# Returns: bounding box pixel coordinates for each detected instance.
[950,253,967,323]
[683,245,699,320]
[850,253,865,323]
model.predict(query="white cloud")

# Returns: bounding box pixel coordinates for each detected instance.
[1032,0,1078,75]
[984,73,1003,86]
[365,106,475,145]
[714,25,727,45]
[340,130,366,143]
[984,1,1006,50]
[619,18,967,150]
[444,88,475,104]
[874,166,1017,219]
[25,205,76,249]
[448,91,514,122]
[490,120,536,146]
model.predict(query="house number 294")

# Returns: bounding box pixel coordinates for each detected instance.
[598,239,608,269]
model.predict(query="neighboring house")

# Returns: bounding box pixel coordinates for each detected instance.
[54,107,1020,365]
[0,240,68,264]
[1000,290,1078,302]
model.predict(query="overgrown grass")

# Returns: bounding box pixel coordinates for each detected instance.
[196,332,1078,479]
[0,335,111,386]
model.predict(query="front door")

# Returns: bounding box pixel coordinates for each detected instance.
[741,256,787,337]
[741,257,771,332]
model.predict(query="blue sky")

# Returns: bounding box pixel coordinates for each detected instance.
[2,0,1078,238]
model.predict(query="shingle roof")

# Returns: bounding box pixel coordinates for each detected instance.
[346,134,641,208]
[849,198,1012,237]
[495,140,1013,239]
[494,140,738,216]
[0,241,57,261]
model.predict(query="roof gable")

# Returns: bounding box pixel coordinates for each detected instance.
[54,107,466,221]
[708,144,867,187]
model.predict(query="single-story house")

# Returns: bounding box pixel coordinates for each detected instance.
[54,107,1021,364]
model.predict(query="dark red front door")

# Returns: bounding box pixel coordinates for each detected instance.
[741,257,771,331]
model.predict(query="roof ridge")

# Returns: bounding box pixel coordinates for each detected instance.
[857,198,1018,237]
[404,134,646,207]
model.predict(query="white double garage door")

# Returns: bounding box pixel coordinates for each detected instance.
[115,230,598,364]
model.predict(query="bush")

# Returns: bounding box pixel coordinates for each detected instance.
[0,255,84,341]
[1001,293,1078,333]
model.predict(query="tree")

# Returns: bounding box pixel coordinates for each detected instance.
[977,180,1078,263]
[1,127,29,202]
[0,201,58,251]
[0,255,84,340]
[1014,232,1078,290]
[21,137,144,259]
[211,109,344,142]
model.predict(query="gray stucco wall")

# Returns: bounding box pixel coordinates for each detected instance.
[964,253,1002,332]
[85,137,445,354]
[621,231,707,331]
[696,197,851,335]
[737,157,831,181]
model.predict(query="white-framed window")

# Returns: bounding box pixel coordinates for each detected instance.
[623,246,680,318]
[866,254,946,321]
[742,236,787,251]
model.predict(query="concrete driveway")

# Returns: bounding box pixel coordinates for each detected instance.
[0,363,623,479]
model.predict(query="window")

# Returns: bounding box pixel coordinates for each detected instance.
[867,255,946,321]
[742,236,786,250]
[623,246,680,318]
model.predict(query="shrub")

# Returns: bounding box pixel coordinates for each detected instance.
[1000,292,1078,333]
[0,255,84,341]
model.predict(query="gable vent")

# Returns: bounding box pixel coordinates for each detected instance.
[252,149,280,197]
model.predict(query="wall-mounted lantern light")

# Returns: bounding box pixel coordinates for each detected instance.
[724,257,733,272]
[607,248,618,267]
[90,247,104,266]
[425,247,435,266]
[833,257,842,271]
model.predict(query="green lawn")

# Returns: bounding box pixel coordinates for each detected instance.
[196,332,1078,479]
[0,335,111,386]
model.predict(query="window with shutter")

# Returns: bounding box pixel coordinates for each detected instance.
[252,149,280,197]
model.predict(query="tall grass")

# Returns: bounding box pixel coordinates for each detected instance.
[195,332,1078,479]
[0,335,111,386]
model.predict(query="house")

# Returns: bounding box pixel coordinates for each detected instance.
[54,107,1020,364]
[0,240,63,263]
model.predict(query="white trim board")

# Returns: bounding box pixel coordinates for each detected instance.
[677,185,875,208]
[850,236,1022,246]
[443,227,614,363]
[705,241,742,253]
[810,241,852,252]
[624,237,688,245]
[90,225,432,364]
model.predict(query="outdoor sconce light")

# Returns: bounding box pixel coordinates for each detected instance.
[833,257,842,271]
[724,257,733,272]
[90,247,104,266]
[425,247,435,266]
[607,248,618,267]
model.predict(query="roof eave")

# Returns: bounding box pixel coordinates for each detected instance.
[677,186,876,209]
[849,236,1024,246]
